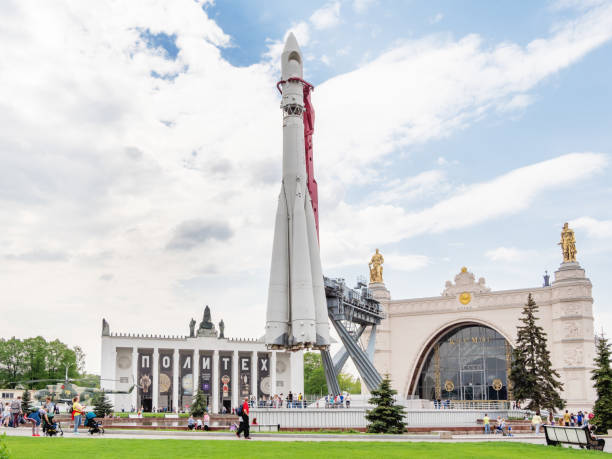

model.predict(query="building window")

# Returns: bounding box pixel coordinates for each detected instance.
[416,324,511,401]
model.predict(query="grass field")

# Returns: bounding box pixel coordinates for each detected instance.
[2,437,604,458]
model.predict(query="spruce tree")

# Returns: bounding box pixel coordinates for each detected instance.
[190,389,207,417]
[92,392,114,417]
[591,333,612,434]
[365,375,405,434]
[510,293,565,412]
[21,389,33,413]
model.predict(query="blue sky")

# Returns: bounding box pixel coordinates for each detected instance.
[1,0,611,372]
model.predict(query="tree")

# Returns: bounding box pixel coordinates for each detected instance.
[591,333,612,434]
[365,375,405,433]
[304,352,327,395]
[190,390,208,417]
[338,373,361,394]
[21,389,33,413]
[91,392,114,417]
[510,293,565,412]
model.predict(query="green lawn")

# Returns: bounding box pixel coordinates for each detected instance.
[2,437,605,458]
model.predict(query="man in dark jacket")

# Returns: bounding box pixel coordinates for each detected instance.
[236,397,250,439]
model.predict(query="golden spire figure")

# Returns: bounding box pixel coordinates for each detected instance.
[558,222,577,263]
[369,248,384,283]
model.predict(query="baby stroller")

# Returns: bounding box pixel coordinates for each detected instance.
[42,412,63,437]
[84,411,105,435]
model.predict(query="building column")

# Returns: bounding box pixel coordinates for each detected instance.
[251,351,258,401]
[152,348,159,412]
[172,349,179,412]
[131,347,138,412]
[192,349,199,396]
[232,350,239,409]
[270,351,277,398]
[212,350,219,414]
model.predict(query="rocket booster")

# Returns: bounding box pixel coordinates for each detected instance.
[265,33,330,351]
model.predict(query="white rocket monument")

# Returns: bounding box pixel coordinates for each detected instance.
[265,33,330,351]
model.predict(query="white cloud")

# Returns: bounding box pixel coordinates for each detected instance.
[353,0,376,13]
[430,13,444,24]
[384,253,430,271]
[570,217,612,238]
[367,170,449,205]
[485,247,535,262]
[310,2,341,30]
[313,1,612,182]
[321,54,331,65]
[321,153,608,265]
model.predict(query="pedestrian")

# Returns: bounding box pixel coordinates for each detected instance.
[563,410,571,426]
[10,396,22,428]
[187,415,195,430]
[577,411,583,427]
[483,413,490,434]
[2,402,10,427]
[287,391,293,408]
[346,393,351,408]
[24,407,49,437]
[531,411,543,434]
[196,418,203,430]
[203,412,210,431]
[236,397,250,439]
[72,395,85,434]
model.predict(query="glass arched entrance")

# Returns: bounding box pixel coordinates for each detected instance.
[416,324,512,401]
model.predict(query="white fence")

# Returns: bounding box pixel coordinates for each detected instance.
[251,408,527,429]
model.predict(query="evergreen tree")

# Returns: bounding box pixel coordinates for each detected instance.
[365,375,405,434]
[190,390,207,417]
[21,389,33,413]
[510,293,565,412]
[591,333,612,434]
[92,392,114,417]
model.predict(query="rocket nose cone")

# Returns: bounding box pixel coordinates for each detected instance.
[281,32,303,79]
[283,32,301,54]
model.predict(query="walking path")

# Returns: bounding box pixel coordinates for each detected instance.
[2,427,610,452]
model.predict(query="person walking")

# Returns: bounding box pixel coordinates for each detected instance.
[203,412,210,431]
[236,397,250,439]
[563,410,571,426]
[2,402,10,427]
[483,413,490,434]
[10,396,22,428]
[72,396,85,434]
[531,412,543,434]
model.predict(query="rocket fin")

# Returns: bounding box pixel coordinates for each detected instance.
[290,180,316,347]
[305,193,330,349]
[265,186,290,348]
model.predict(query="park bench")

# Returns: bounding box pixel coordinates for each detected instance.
[249,424,280,432]
[543,425,605,451]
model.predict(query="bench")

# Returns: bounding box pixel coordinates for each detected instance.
[249,424,280,432]
[543,425,605,451]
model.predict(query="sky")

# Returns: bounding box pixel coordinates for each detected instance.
[1,0,611,374]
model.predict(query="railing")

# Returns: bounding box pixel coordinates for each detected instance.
[431,400,512,410]
[251,408,530,428]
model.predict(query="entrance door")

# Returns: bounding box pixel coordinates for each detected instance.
[461,370,485,400]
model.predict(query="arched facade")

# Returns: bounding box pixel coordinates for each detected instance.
[369,262,596,411]
[412,322,513,401]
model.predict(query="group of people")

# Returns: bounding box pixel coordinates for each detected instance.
[482,409,596,436]
[324,393,351,408]
[0,396,56,436]
[263,391,307,408]
[482,414,514,436]
[187,412,211,431]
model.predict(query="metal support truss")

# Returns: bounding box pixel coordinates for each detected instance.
[321,350,341,395]
[330,319,382,392]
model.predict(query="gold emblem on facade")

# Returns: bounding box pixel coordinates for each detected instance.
[459,292,471,305]
[369,249,384,283]
[444,380,455,392]
[492,378,503,391]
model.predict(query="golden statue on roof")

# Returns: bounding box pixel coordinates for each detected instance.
[369,248,384,283]
[559,222,577,263]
